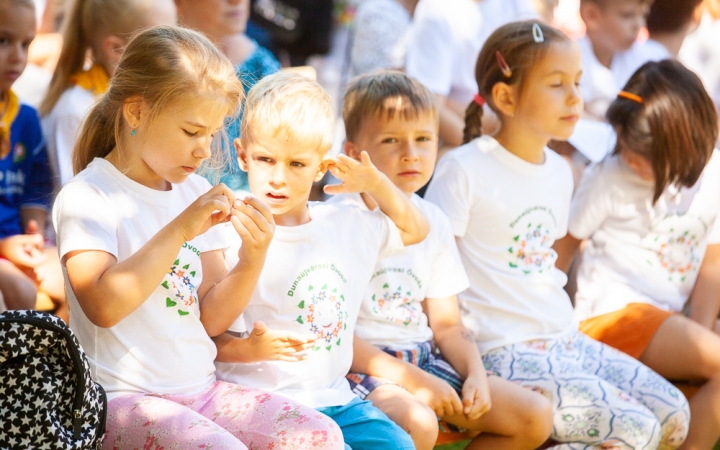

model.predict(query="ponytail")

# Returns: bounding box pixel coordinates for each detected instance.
[71,25,243,175]
[39,0,88,116]
[462,101,483,144]
[463,21,569,143]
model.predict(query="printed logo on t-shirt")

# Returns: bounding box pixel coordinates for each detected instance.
[507,206,558,274]
[646,215,707,283]
[287,263,349,352]
[368,266,423,326]
[160,243,201,317]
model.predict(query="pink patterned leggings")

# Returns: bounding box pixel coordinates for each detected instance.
[103,381,345,450]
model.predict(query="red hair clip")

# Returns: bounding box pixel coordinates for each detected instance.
[473,94,485,106]
[618,90,643,104]
[496,51,512,78]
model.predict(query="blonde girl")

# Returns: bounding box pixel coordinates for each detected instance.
[555,59,720,450]
[425,21,690,449]
[53,25,343,449]
[40,0,177,187]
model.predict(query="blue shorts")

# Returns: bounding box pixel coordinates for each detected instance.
[316,396,414,450]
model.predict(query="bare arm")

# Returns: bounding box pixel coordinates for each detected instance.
[199,197,275,336]
[325,152,429,245]
[65,184,234,328]
[553,233,583,274]
[214,322,316,363]
[427,295,490,419]
[688,244,720,329]
[351,334,463,417]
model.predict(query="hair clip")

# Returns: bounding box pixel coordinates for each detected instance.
[532,23,544,43]
[496,51,512,78]
[473,94,485,106]
[618,90,643,104]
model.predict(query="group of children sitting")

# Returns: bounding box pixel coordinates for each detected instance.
[3,0,720,449]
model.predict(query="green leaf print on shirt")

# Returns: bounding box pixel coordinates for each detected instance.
[372,283,420,326]
[508,223,554,274]
[161,253,198,317]
[296,284,348,351]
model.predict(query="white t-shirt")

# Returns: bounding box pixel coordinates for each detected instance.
[332,193,469,350]
[680,13,720,117]
[348,0,411,78]
[570,151,720,320]
[577,36,669,120]
[53,158,226,401]
[42,85,96,187]
[215,201,403,409]
[405,0,537,104]
[425,136,576,354]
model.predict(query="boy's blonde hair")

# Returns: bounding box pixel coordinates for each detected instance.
[241,71,334,155]
[40,0,170,115]
[72,25,243,175]
[343,70,437,142]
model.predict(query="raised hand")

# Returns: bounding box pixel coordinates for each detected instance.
[175,184,235,242]
[229,195,275,265]
[323,151,384,196]
[244,321,317,363]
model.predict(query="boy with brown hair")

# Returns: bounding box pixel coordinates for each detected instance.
[336,70,554,450]
[578,0,653,119]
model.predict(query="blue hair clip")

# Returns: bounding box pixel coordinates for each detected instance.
[532,23,544,43]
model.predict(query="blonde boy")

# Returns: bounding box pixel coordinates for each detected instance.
[335,71,554,450]
[213,71,427,450]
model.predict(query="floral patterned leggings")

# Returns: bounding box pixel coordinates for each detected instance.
[103,381,345,450]
[482,332,690,450]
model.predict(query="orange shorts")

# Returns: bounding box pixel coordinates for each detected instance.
[579,303,675,359]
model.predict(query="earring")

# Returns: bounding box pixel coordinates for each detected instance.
[130,129,137,137]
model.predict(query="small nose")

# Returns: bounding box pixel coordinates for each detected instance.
[400,141,420,162]
[193,136,213,161]
[269,164,287,186]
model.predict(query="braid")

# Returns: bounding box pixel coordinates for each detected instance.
[462,101,483,144]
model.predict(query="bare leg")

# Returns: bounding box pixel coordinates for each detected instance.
[366,384,438,450]
[639,315,720,450]
[442,376,553,450]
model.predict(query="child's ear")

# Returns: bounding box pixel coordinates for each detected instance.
[235,139,249,172]
[343,140,362,161]
[102,35,126,75]
[579,1,601,32]
[491,82,517,119]
[122,95,145,131]
[315,157,334,182]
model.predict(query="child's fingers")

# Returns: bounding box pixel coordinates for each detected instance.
[243,196,275,225]
[448,391,464,416]
[322,182,348,196]
[234,209,263,240]
[236,202,274,235]
[230,214,252,242]
[359,150,373,166]
[209,182,236,206]
[336,153,361,168]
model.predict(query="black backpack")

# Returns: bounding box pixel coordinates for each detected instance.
[0,310,106,449]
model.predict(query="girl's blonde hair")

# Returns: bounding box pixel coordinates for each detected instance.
[241,71,334,155]
[40,0,165,116]
[72,25,243,175]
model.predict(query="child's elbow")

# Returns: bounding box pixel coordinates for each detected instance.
[401,217,430,246]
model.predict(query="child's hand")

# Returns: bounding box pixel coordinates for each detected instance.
[461,371,492,421]
[245,321,317,363]
[407,370,464,418]
[323,152,383,196]
[176,184,234,241]
[229,196,275,265]
[0,234,46,268]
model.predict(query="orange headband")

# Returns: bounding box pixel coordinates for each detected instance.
[618,90,643,104]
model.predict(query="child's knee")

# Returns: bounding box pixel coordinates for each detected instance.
[524,394,554,444]
[399,400,438,449]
